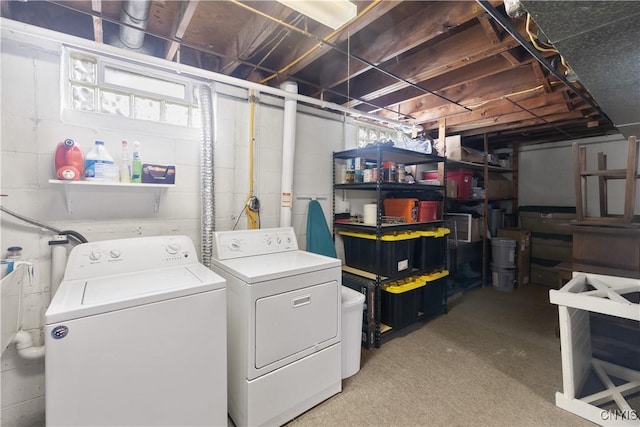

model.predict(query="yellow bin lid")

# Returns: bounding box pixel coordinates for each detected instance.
[420,270,450,282]
[382,276,426,294]
[338,230,421,241]
[416,227,451,238]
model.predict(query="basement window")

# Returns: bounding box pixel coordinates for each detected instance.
[357,123,398,148]
[64,49,199,128]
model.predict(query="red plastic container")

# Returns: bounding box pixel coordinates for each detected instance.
[418,201,441,222]
[54,139,84,180]
[425,169,472,199]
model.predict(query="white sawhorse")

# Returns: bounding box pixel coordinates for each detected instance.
[550,272,640,426]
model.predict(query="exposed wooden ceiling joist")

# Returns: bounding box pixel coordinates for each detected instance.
[164,0,199,61]
[1,0,620,146]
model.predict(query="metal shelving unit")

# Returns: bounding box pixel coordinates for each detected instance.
[444,140,518,288]
[333,145,448,348]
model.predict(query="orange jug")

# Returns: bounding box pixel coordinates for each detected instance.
[55,139,84,180]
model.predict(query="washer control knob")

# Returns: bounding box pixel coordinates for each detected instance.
[228,239,241,251]
[109,249,121,258]
[89,251,101,261]
[166,243,181,255]
[266,237,272,245]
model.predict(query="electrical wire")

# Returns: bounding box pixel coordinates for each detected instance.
[232,205,248,231]
[526,13,569,71]
[0,205,88,244]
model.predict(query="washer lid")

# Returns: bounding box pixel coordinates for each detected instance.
[45,263,225,324]
[212,250,340,283]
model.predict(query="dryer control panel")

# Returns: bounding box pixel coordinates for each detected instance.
[212,227,299,260]
[63,235,197,280]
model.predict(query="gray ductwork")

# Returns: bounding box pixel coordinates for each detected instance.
[119,0,151,49]
[108,0,154,54]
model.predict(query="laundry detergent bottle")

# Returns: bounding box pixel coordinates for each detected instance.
[54,138,84,180]
[85,140,117,181]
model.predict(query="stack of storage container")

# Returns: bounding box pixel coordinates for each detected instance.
[339,226,450,334]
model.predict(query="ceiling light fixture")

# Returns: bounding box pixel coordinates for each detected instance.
[276,0,357,30]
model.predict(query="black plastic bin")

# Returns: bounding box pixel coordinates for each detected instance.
[414,228,450,273]
[381,277,425,329]
[420,270,449,316]
[339,231,420,277]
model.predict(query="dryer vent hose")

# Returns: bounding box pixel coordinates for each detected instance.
[198,84,215,268]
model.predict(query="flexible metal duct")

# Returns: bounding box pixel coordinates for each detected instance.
[118,0,151,49]
[198,84,215,268]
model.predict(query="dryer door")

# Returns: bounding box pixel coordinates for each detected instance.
[255,280,338,369]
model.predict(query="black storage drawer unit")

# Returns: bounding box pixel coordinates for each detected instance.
[342,272,377,349]
[339,230,420,277]
[380,277,425,329]
[414,228,450,273]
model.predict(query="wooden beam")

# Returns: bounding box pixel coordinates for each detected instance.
[455,111,585,136]
[378,66,542,121]
[219,2,292,75]
[264,0,400,84]
[500,48,523,66]
[438,118,445,188]
[165,1,200,61]
[357,48,557,114]
[91,0,103,44]
[314,1,502,95]
[336,20,523,107]
[624,136,638,223]
[532,61,552,93]
[598,152,608,217]
[477,12,503,44]
[436,104,578,133]
[1,0,12,18]
[411,90,569,126]
[482,133,489,287]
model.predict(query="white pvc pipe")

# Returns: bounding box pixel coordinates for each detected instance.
[13,330,45,360]
[280,81,298,228]
[50,235,68,297]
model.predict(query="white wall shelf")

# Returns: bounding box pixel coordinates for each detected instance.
[49,179,173,214]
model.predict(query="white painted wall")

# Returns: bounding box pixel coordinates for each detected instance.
[0,26,346,425]
[519,134,639,216]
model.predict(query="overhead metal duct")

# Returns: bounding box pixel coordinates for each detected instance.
[118,0,151,49]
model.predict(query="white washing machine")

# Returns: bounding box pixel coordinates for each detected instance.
[45,235,227,427]
[211,227,342,427]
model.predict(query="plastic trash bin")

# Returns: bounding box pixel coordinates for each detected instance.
[341,286,365,379]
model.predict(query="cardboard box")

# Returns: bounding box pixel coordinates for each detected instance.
[485,173,513,200]
[446,180,458,198]
[142,164,176,184]
[497,228,531,286]
[441,135,485,163]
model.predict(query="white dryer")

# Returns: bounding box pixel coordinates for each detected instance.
[45,235,227,427]
[211,227,342,427]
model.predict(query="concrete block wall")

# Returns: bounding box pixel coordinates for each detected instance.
[1,27,346,425]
